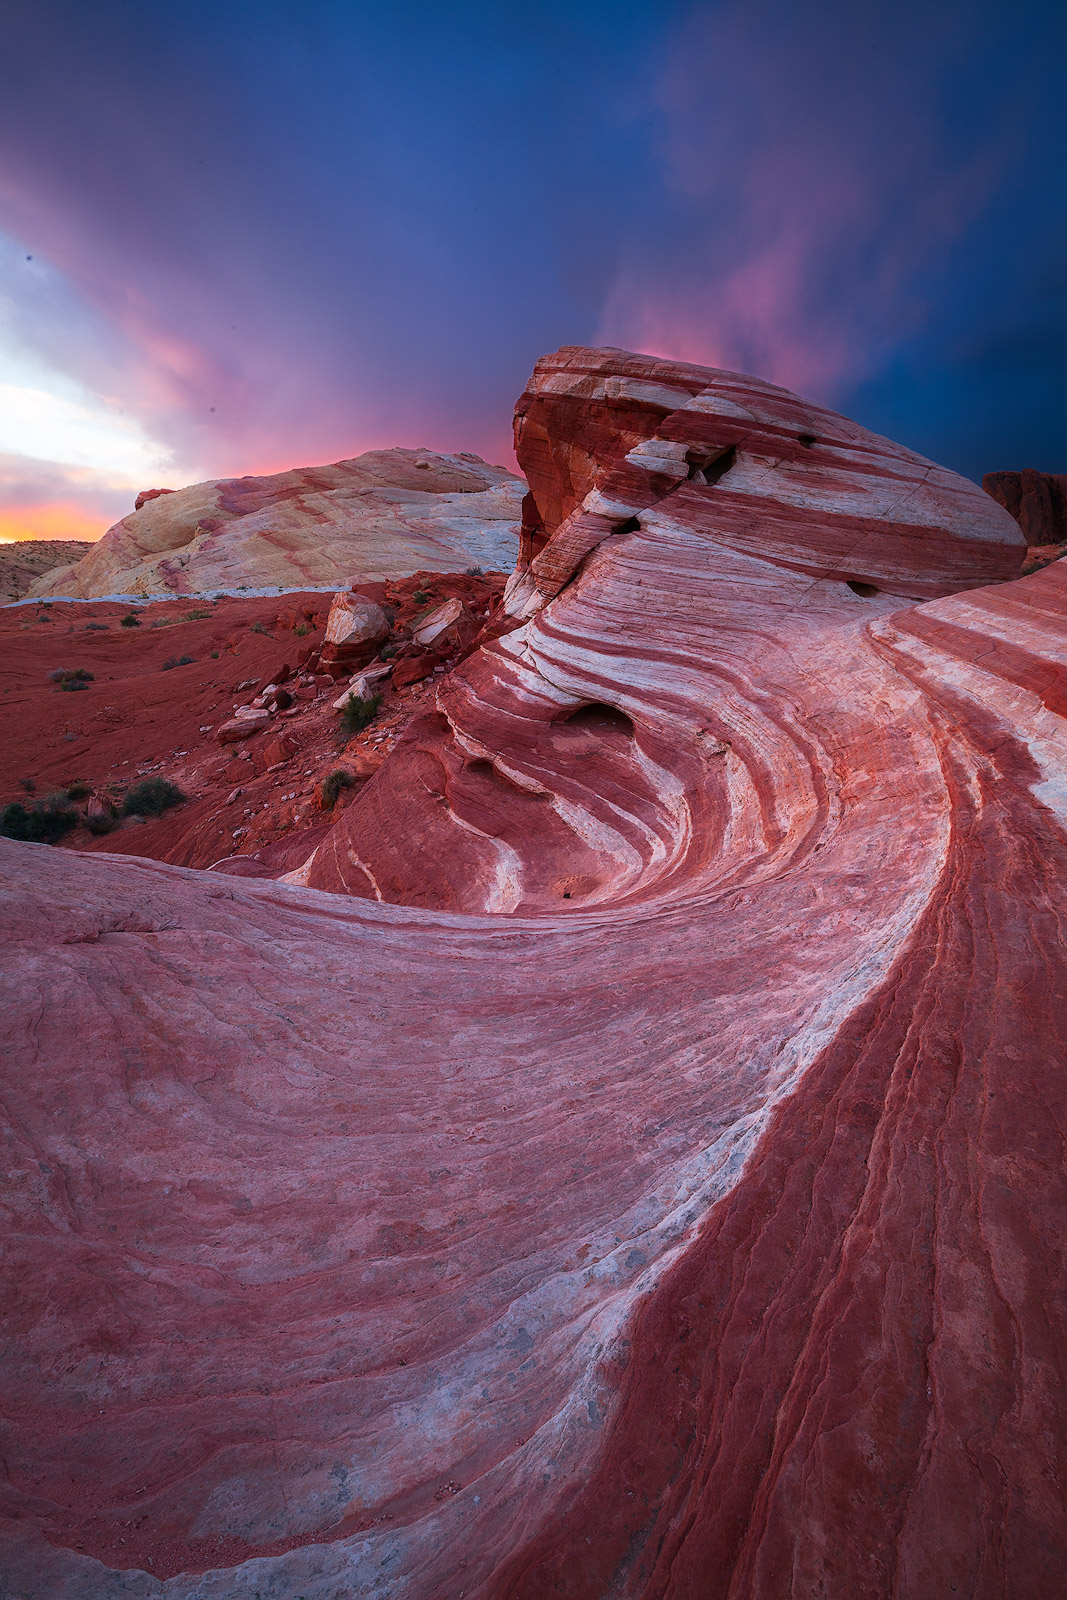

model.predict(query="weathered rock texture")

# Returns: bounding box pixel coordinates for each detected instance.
[308,346,1025,907]
[984,467,1067,547]
[4,350,1067,1600]
[25,448,522,600]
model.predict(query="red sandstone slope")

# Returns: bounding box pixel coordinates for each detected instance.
[3,350,1067,1600]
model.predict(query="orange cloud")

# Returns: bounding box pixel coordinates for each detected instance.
[0,502,109,543]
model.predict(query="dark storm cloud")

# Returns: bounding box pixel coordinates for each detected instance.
[0,0,1063,540]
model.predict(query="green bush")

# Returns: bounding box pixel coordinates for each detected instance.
[65,781,91,800]
[161,654,195,670]
[293,621,311,637]
[121,778,186,818]
[338,692,381,736]
[1,798,78,845]
[320,768,356,809]
[120,612,141,628]
[184,609,210,620]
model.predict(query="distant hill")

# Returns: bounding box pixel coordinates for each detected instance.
[26,448,524,600]
[0,539,94,601]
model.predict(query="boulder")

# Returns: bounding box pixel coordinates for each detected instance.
[332,660,393,710]
[411,596,479,654]
[318,592,391,678]
[392,649,442,689]
[216,711,269,743]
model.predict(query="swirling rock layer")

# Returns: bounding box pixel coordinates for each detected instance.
[3,350,1067,1600]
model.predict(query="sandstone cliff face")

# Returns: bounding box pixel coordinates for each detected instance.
[4,351,1067,1600]
[26,448,522,600]
[984,467,1067,548]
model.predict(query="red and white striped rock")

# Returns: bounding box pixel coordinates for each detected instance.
[4,351,1067,1600]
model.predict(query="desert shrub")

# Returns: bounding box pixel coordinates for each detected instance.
[338,692,380,736]
[50,666,94,692]
[49,666,94,684]
[319,768,356,809]
[19,778,36,794]
[1,798,78,845]
[120,612,141,627]
[85,808,119,835]
[465,565,484,576]
[249,621,272,636]
[121,778,186,817]
[293,621,311,637]
[210,650,219,659]
[65,781,91,800]
[85,621,109,631]
[411,590,430,604]
[161,654,195,670]
[184,609,210,620]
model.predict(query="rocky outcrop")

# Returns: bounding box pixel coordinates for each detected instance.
[984,467,1067,547]
[25,448,523,600]
[5,351,1067,1600]
[317,591,391,678]
[308,346,1024,907]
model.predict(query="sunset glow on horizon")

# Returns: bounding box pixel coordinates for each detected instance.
[0,0,1064,545]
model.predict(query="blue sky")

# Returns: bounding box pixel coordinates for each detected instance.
[0,0,1064,539]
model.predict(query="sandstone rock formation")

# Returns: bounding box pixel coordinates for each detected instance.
[318,590,391,677]
[307,346,1025,907]
[0,536,92,600]
[984,467,1067,547]
[25,448,522,600]
[4,350,1067,1600]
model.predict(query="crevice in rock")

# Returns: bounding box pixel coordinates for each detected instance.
[845,579,880,598]
[558,703,635,736]
[686,445,738,486]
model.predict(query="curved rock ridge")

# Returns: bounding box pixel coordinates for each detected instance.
[4,351,1067,1600]
[306,346,1024,908]
[25,448,523,600]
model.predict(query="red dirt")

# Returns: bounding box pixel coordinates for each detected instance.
[0,571,504,874]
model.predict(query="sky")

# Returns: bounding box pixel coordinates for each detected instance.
[0,0,1064,542]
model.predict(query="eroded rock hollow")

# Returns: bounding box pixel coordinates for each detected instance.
[3,347,1066,1600]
